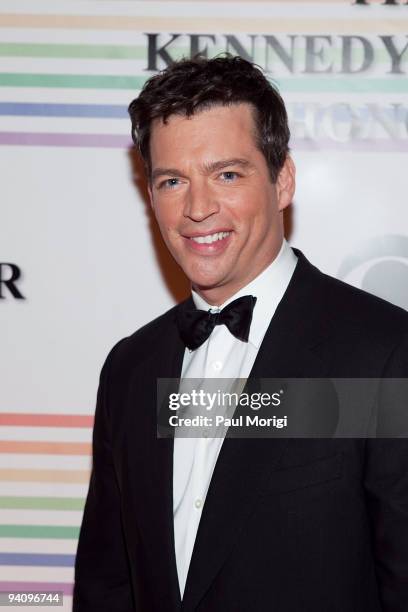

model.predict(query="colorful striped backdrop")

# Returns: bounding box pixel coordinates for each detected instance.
[0,412,92,609]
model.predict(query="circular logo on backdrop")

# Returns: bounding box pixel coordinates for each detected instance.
[338,235,408,311]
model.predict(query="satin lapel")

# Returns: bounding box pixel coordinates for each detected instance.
[124,308,187,612]
[181,252,331,612]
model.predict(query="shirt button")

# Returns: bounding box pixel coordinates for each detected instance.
[194,499,203,509]
[212,361,222,371]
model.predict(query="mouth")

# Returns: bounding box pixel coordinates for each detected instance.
[190,231,230,244]
[183,230,232,254]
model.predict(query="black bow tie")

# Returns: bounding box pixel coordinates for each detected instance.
[176,295,257,351]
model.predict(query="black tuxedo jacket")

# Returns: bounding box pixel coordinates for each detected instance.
[74,250,408,612]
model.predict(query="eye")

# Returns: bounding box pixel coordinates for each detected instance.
[220,171,240,182]
[158,177,180,190]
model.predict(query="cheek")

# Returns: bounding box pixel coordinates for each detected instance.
[239,200,277,247]
[232,195,271,230]
[153,191,186,227]
[223,191,257,224]
[153,204,178,233]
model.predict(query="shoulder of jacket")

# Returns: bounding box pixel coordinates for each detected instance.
[101,299,187,374]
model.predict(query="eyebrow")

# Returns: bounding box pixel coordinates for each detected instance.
[151,158,252,182]
[201,158,251,174]
[151,167,184,182]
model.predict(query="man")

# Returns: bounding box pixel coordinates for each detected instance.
[74,56,408,611]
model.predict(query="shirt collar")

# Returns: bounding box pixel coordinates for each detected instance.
[191,239,298,349]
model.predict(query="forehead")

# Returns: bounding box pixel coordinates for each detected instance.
[149,103,258,163]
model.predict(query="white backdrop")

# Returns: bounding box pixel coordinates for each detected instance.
[1,1,407,609]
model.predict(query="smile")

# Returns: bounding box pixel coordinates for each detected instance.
[190,231,231,244]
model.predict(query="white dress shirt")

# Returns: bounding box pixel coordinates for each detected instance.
[173,239,298,597]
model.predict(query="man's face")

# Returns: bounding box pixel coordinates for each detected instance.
[148,103,295,304]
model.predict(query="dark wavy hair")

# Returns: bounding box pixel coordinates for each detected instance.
[128,55,290,183]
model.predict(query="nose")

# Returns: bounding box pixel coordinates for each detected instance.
[183,177,220,222]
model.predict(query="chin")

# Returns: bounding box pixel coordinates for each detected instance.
[191,277,221,291]
[182,264,225,289]
[189,272,226,292]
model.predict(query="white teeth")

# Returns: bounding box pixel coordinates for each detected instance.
[191,231,230,244]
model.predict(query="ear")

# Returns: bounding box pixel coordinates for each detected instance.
[276,156,296,212]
